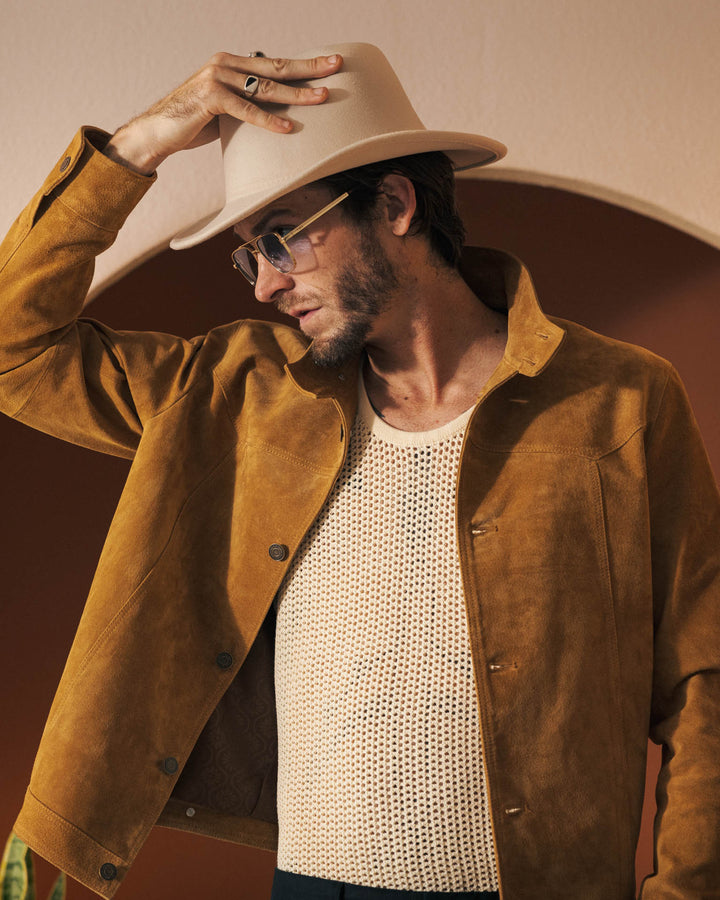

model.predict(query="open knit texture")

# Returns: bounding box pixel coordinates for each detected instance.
[273,377,499,892]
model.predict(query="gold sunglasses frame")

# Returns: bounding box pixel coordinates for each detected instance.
[231,191,351,286]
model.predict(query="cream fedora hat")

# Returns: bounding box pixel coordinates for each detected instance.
[170,42,506,249]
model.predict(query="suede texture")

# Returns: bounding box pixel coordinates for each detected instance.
[1,130,719,900]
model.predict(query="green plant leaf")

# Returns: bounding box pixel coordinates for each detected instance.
[46,872,65,900]
[26,847,35,900]
[0,832,34,900]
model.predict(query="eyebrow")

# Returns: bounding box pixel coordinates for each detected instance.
[237,207,295,241]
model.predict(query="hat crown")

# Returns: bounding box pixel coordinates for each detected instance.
[219,43,425,199]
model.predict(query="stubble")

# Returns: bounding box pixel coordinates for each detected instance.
[310,224,400,368]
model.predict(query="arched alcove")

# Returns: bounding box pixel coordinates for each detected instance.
[1,179,719,898]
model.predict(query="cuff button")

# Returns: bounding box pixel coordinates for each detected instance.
[100,863,117,881]
[59,156,71,173]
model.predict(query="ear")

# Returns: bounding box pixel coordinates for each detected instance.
[378,174,417,236]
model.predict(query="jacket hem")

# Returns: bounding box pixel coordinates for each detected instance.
[157,797,279,851]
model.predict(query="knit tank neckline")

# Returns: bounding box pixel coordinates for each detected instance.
[358,372,475,448]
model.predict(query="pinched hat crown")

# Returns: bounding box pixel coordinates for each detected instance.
[170,42,506,249]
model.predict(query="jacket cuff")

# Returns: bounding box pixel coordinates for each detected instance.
[46,126,157,233]
[14,788,126,899]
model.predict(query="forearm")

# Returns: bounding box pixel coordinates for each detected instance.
[0,127,154,385]
[640,367,720,895]
[0,128,158,455]
[641,671,720,897]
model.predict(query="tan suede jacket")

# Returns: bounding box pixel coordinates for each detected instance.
[1,129,719,900]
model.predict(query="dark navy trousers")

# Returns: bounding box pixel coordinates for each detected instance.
[271,869,500,899]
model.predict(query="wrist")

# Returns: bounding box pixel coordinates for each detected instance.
[104,124,164,176]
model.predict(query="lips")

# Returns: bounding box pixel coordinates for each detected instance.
[291,307,320,320]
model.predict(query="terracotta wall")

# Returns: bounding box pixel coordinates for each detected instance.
[1,179,719,898]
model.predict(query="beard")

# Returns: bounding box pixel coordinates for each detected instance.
[279,222,400,368]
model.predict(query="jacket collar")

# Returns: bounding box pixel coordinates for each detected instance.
[285,245,565,404]
[458,246,565,377]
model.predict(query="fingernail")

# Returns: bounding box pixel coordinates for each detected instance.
[312,87,326,96]
[327,55,339,64]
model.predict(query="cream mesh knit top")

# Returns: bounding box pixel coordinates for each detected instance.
[273,375,499,892]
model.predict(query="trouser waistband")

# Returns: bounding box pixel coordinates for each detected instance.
[270,868,500,899]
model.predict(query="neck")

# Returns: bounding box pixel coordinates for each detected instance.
[361,254,508,430]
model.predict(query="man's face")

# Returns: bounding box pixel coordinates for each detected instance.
[235,185,400,367]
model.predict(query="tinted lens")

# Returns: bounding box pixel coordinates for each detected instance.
[232,247,258,284]
[257,234,294,273]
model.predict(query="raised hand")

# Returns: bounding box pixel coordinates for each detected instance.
[104,51,342,175]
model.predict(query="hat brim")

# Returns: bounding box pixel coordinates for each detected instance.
[169,128,506,250]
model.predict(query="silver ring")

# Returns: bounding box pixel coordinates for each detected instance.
[248,51,265,58]
[241,75,260,98]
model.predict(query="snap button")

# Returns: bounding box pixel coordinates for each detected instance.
[59,156,71,173]
[471,522,498,536]
[216,651,233,669]
[162,756,179,774]
[99,863,117,881]
[489,662,517,673]
[185,807,196,817]
[268,543,288,561]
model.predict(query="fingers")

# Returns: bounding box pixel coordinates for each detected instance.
[225,70,332,108]
[219,90,295,134]
[206,51,342,132]
[210,51,342,84]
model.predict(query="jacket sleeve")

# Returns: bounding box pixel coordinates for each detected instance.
[0,128,208,459]
[640,364,720,897]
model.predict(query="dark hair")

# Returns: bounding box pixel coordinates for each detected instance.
[317,151,466,269]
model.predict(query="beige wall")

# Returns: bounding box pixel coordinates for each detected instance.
[3,0,720,297]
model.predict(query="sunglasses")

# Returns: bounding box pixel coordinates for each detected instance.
[231,191,351,286]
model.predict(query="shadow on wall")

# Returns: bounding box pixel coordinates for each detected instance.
[1,180,719,899]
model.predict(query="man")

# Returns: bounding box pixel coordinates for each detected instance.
[1,42,719,900]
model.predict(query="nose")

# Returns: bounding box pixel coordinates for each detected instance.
[254,254,295,304]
